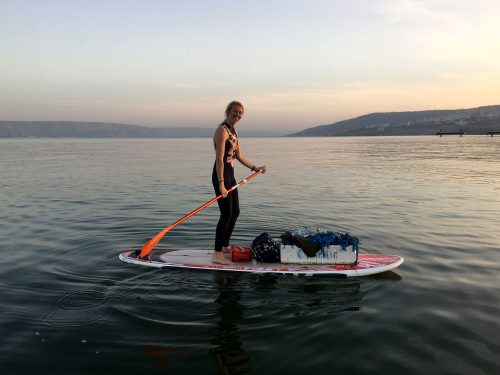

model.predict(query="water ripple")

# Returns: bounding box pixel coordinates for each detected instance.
[43,289,110,328]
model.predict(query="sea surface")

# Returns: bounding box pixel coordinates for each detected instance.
[1,136,499,374]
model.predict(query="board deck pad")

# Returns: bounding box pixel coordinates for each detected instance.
[119,250,403,277]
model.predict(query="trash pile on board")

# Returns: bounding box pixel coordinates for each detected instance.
[231,228,359,265]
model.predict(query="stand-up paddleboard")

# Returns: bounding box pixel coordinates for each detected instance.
[119,250,403,277]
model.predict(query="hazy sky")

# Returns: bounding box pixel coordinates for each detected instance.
[1,0,500,131]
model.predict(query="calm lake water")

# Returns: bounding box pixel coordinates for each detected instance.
[1,136,499,374]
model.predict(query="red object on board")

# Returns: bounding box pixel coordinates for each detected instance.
[230,245,253,262]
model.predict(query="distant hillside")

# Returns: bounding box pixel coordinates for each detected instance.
[0,121,212,138]
[0,121,284,138]
[288,105,500,136]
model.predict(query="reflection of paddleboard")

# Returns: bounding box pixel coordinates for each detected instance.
[119,250,404,277]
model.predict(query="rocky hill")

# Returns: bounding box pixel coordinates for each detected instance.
[0,121,216,138]
[288,105,500,136]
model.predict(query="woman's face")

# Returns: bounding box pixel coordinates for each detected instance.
[226,105,244,125]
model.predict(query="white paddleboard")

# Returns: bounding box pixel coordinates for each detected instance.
[119,250,403,277]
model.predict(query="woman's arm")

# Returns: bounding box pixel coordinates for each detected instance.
[214,126,229,197]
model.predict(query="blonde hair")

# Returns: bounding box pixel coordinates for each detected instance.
[225,101,244,117]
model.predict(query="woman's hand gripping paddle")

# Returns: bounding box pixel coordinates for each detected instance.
[139,171,262,258]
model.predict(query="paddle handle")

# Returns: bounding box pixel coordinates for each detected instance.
[139,171,261,258]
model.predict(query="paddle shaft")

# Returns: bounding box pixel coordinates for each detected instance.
[139,171,261,258]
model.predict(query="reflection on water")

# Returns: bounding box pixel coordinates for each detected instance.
[143,344,193,371]
[207,272,369,374]
[210,273,251,374]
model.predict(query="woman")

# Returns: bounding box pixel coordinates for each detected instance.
[212,101,266,265]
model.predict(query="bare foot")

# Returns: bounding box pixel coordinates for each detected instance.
[212,251,233,265]
[222,246,230,254]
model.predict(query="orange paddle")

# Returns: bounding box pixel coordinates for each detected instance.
[139,171,262,258]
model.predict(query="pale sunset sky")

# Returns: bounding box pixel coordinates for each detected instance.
[1,0,499,132]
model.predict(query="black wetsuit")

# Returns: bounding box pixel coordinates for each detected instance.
[212,123,240,252]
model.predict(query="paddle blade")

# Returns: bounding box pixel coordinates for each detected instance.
[139,227,171,258]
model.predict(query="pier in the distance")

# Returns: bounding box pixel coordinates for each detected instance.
[436,129,464,137]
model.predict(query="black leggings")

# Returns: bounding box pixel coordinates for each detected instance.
[212,172,240,252]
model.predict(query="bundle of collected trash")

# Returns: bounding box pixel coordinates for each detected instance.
[242,229,359,265]
[280,229,359,265]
